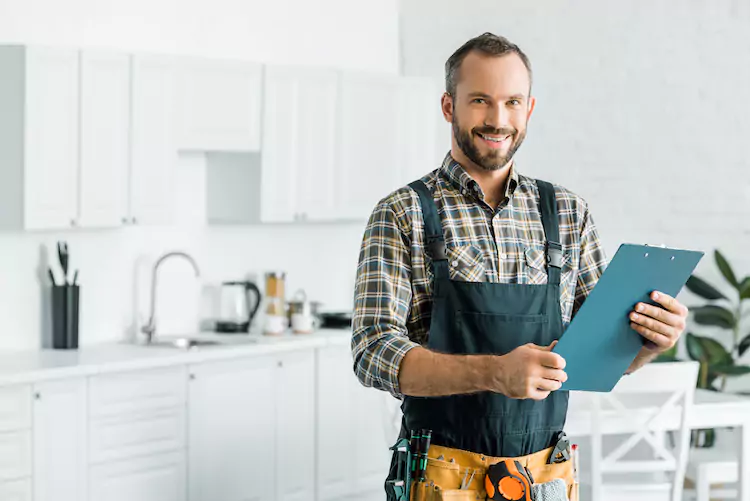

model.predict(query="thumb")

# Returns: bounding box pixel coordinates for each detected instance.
[528,341,557,351]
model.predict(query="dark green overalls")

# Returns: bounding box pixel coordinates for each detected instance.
[386,178,568,493]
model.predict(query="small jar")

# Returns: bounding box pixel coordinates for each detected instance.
[263,271,287,335]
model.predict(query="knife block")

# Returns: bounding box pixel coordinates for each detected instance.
[51,284,79,349]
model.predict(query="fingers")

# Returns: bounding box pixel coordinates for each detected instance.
[630,308,676,337]
[630,321,673,351]
[533,377,561,393]
[649,291,689,316]
[540,367,568,383]
[538,351,567,370]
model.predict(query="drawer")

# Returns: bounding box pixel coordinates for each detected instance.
[89,408,186,463]
[0,478,31,501]
[0,387,31,432]
[89,366,187,418]
[0,431,31,481]
[89,450,186,501]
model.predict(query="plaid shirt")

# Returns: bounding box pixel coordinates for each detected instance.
[352,153,608,398]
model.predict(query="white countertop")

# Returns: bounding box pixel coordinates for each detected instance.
[0,328,352,386]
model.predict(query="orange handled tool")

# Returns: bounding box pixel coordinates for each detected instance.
[484,459,535,501]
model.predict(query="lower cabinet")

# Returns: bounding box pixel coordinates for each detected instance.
[187,350,316,501]
[316,344,399,500]
[33,379,88,501]
[0,478,31,501]
[187,355,276,501]
[2,343,390,501]
[89,451,186,501]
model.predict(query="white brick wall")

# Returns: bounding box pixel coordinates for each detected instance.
[399,0,750,375]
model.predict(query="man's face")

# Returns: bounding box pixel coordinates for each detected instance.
[443,51,535,171]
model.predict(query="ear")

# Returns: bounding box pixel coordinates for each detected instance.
[527,95,537,121]
[441,92,454,123]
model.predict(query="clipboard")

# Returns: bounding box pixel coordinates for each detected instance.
[553,244,704,392]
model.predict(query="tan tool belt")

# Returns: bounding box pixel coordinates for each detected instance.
[410,444,579,501]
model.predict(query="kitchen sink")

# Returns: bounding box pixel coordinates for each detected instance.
[143,335,260,350]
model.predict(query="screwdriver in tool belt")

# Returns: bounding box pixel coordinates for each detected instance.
[409,430,420,481]
[418,429,432,481]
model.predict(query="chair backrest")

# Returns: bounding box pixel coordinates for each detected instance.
[587,361,700,501]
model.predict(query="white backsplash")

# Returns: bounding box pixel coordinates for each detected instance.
[0,153,366,351]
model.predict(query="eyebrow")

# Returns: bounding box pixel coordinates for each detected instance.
[466,92,527,101]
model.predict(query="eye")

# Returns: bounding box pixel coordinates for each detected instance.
[508,99,522,106]
[472,98,486,104]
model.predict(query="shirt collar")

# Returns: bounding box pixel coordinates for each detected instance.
[439,152,519,200]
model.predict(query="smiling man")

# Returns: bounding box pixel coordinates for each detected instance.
[352,33,689,500]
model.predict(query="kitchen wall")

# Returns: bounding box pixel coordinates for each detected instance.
[400,0,750,368]
[0,0,399,351]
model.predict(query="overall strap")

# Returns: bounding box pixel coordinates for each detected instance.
[536,180,562,286]
[408,180,449,280]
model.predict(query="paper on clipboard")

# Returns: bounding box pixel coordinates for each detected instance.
[553,243,704,392]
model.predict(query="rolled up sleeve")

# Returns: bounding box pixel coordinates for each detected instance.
[351,200,419,398]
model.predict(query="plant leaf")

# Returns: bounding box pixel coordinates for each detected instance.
[686,275,727,301]
[739,333,750,357]
[715,250,739,289]
[692,305,737,329]
[710,364,750,376]
[741,277,750,299]
[696,335,733,366]
[685,333,703,362]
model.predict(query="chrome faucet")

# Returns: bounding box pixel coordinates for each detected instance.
[141,251,201,343]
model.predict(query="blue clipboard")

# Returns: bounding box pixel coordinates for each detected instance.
[553,244,704,392]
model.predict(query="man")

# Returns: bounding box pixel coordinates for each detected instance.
[352,33,688,499]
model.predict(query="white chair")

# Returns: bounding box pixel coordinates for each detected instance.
[684,427,739,500]
[580,361,700,501]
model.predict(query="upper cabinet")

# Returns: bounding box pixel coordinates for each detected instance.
[129,54,178,226]
[0,46,178,231]
[78,51,131,228]
[176,57,263,152]
[0,46,79,230]
[260,65,339,223]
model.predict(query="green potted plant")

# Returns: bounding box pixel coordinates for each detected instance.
[679,250,750,446]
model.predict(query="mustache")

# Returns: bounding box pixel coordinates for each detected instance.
[473,126,517,136]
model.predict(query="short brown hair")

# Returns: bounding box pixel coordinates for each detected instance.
[445,32,533,95]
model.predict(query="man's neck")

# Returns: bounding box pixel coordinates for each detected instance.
[451,147,512,209]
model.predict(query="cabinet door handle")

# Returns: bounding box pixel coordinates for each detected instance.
[121,217,129,224]
[70,219,77,227]
[131,217,138,224]
[189,373,196,380]
[34,392,41,400]
[277,360,283,368]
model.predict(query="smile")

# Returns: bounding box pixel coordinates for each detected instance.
[477,132,511,148]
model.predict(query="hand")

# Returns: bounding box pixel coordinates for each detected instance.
[629,291,688,353]
[490,342,567,400]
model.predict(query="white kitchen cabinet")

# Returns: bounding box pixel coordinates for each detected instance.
[260,66,339,223]
[395,77,441,186]
[32,378,88,501]
[316,345,357,500]
[0,479,31,501]
[79,51,130,228]
[188,357,276,501]
[176,57,262,152]
[275,351,315,501]
[0,46,79,230]
[129,54,177,225]
[89,451,186,501]
[316,344,397,499]
[336,71,402,220]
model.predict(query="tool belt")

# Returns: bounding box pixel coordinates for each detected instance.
[387,432,578,501]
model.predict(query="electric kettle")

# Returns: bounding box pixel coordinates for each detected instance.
[216,281,262,333]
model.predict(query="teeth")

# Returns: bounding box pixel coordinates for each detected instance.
[480,133,509,143]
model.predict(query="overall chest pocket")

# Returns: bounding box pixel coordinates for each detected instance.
[446,245,486,282]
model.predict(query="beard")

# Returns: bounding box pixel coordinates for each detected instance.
[452,116,526,171]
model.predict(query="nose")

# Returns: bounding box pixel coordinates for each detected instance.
[484,102,510,131]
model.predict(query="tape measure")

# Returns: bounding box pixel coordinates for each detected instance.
[484,459,534,501]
